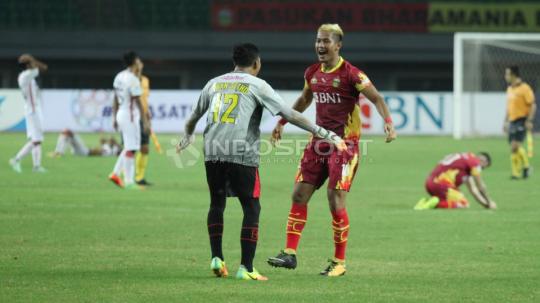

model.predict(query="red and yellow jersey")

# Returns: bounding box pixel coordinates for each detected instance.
[507,82,535,122]
[428,153,482,188]
[304,57,371,141]
[140,75,150,116]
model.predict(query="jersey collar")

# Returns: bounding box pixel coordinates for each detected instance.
[321,56,344,73]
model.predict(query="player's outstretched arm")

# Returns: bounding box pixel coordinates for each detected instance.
[271,86,314,145]
[466,176,496,209]
[177,88,211,153]
[362,85,396,143]
[278,106,346,151]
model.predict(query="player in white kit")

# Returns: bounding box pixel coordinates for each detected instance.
[9,54,48,173]
[108,51,150,189]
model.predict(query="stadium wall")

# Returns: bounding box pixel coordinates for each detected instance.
[0,89,507,136]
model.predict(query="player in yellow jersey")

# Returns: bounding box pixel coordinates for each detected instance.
[503,66,536,179]
[135,60,153,185]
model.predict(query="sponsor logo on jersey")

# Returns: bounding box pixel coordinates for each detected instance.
[313,92,342,104]
[333,77,340,88]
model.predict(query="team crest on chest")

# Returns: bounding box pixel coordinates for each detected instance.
[332,77,340,88]
[311,78,317,85]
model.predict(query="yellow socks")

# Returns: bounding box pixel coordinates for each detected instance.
[135,153,149,181]
[511,152,522,177]
[518,146,529,169]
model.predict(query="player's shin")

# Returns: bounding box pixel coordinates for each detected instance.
[15,141,33,161]
[135,152,149,181]
[239,197,260,272]
[31,144,42,168]
[123,151,136,185]
[518,146,530,168]
[511,152,522,177]
[331,208,349,262]
[207,194,225,260]
[285,203,308,254]
[112,150,126,176]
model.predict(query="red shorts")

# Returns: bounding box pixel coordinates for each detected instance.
[425,178,452,201]
[425,178,468,208]
[295,139,359,192]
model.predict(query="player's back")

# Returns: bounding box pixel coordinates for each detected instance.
[113,69,142,118]
[429,153,480,187]
[18,68,41,114]
[198,71,283,167]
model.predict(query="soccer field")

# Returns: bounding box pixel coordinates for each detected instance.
[1,133,539,302]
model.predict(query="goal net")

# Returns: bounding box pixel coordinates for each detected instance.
[453,33,540,139]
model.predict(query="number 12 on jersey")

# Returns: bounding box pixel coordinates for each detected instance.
[211,93,239,124]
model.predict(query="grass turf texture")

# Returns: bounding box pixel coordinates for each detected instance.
[1,133,539,302]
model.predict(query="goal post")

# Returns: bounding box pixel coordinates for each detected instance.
[453,33,540,139]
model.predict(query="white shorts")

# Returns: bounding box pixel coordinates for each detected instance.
[117,113,140,151]
[26,112,44,142]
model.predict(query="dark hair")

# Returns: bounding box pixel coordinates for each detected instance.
[478,152,491,167]
[123,51,138,67]
[233,43,260,67]
[507,65,520,77]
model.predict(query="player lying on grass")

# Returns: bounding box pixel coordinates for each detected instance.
[177,43,346,281]
[49,129,121,157]
[414,152,497,210]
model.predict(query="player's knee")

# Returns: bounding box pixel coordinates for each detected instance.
[141,145,149,154]
[292,191,309,204]
[32,141,41,146]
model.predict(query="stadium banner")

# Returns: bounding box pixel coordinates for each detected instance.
[428,3,540,32]
[0,89,509,136]
[211,1,428,32]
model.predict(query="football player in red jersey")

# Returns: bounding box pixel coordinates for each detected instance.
[267,24,396,277]
[414,152,497,210]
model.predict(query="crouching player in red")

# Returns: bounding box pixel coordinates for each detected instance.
[414,152,497,210]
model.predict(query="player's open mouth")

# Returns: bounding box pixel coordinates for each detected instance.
[317,49,328,55]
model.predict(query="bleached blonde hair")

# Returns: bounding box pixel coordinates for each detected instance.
[318,24,344,42]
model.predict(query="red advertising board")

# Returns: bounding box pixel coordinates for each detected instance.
[211,1,428,32]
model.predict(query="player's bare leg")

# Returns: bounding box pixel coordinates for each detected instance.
[268,182,316,269]
[320,188,348,277]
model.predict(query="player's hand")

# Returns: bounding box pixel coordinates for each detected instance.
[113,120,118,131]
[526,120,533,131]
[384,122,397,143]
[503,121,509,133]
[176,134,195,154]
[270,123,284,146]
[315,127,347,152]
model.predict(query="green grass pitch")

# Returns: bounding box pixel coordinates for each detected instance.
[1,133,539,302]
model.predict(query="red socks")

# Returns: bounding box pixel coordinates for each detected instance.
[331,208,349,261]
[285,203,307,252]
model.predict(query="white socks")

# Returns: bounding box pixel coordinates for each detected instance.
[31,144,42,168]
[124,153,135,185]
[15,141,33,161]
[55,134,68,154]
[112,150,126,176]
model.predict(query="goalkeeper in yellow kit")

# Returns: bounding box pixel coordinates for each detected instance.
[503,66,536,180]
